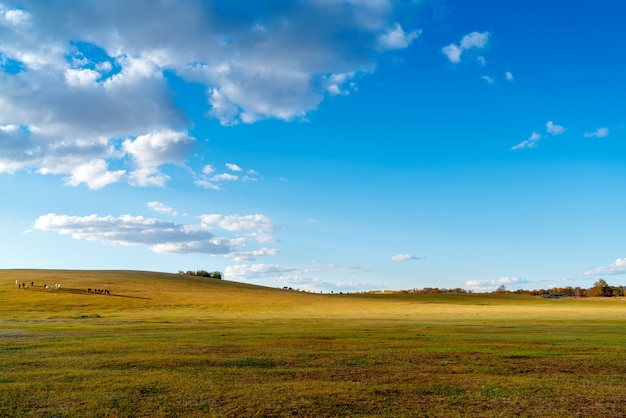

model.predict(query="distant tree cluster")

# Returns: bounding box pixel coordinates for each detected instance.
[385,279,625,298]
[491,279,624,298]
[178,270,223,280]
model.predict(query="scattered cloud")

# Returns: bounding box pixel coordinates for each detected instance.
[33,210,277,257]
[505,71,514,81]
[512,121,566,150]
[584,127,609,138]
[391,254,423,261]
[584,258,626,276]
[225,263,378,292]
[194,163,258,190]
[465,276,528,292]
[442,31,490,63]
[482,75,495,85]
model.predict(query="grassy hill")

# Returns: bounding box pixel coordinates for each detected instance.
[2,269,625,417]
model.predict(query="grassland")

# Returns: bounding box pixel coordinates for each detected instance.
[1,269,625,417]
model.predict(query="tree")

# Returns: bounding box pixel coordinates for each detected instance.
[495,284,507,293]
[589,279,610,297]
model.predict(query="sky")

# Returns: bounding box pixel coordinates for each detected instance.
[1,0,625,293]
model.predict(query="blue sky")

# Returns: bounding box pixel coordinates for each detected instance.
[1,0,625,292]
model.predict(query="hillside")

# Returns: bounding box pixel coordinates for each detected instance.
[3,269,624,323]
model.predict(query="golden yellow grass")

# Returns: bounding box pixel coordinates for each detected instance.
[1,269,625,417]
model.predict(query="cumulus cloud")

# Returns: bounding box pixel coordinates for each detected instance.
[465,276,528,292]
[505,71,514,81]
[377,23,421,50]
[33,210,278,258]
[442,31,490,63]
[0,1,419,186]
[584,127,609,138]
[391,254,423,261]
[584,258,626,276]
[123,130,196,186]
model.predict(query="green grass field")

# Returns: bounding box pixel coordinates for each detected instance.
[1,270,625,417]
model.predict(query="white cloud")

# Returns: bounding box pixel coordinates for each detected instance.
[224,263,375,292]
[441,44,462,63]
[482,75,495,85]
[194,179,220,190]
[65,68,100,87]
[465,276,527,292]
[225,163,243,172]
[391,254,423,261]
[2,8,31,26]
[202,165,215,175]
[545,121,565,135]
[377,23,421,51]
[65,159,125,189]
[33,211,277,257]
[229,248,279,262]
[512,132,541,150]
[33,213,231,254]
[199,214,274,232]
[442,31,490,63]
[147,201,178,216]
[123,130,196,168]
[211,173,238,182]
[123,130,196,187]
[0,1,419,185]
[225,263,310,280]
[584,258,626,276]
[460,32,490,50]
[512,121,566,151]
[584,127,609,138]
[505,71,514,81]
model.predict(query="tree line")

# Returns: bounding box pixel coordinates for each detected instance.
[178,270,223,280]
[392,279,624,298]
[497,278,624,298]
